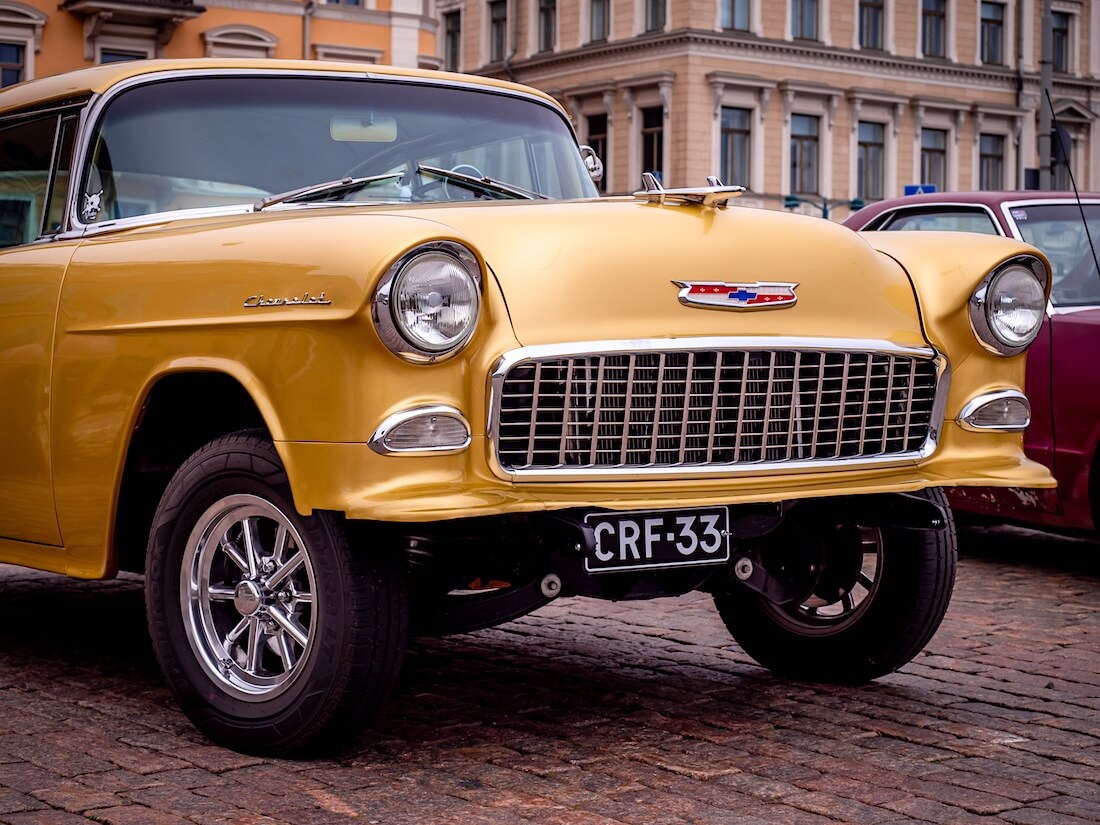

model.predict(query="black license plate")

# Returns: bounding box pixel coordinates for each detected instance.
[583,507,731,574]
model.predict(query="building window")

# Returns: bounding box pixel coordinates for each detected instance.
[859,0,884,49]
[590,0,610,40]
[99,49,147,64]
[791,0,818,40]
[790,113,819,194]
[0,42,22,87]
[857,121,885,201]
[443,12,461,71]
[538,0,556,51]
[920,128,947,192]
[980,2,1004,64]
[587,113,608,192]
[641,105,663,180]
[324,0,361,5]
[645,0,665,32]
[921,0,946,58]
[979,133,1004,189]
[720,107,751,188]
[489,0,508,63]
[1052,12,1070,72]
[721,0,749,31]
[203,25,278,59]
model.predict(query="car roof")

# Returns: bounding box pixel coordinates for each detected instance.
[0,58,563,118]
[859,191,1100,209]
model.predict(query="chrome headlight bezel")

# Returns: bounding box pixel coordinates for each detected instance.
[968,255,1048,357]
[372,241,483,363]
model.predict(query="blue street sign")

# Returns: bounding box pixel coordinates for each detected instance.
[904,184,938,195]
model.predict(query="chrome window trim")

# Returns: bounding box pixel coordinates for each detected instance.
[369,404,471,455]
[486,337,951,483]
[864,202,1003,235]
[67,67,580,236]
[1050,303,1100,316]
[956,389,1031,432]
[997,197,1100,243]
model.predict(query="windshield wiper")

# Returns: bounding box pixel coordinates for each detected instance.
[416,164,546,200]
[255,173,404,211]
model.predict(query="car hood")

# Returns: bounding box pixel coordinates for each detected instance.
[390,199,930,349]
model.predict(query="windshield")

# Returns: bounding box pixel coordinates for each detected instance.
[1011,203,1100,307]
[80,75,596,223]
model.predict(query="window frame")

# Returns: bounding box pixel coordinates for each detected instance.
[791,0,819,40]
[443,11,461,71]
[920,0,947,59]
[978,132,1005,190]
[1051,10,1071,73]
[720,0,750,31]
[790,113,820,195]
[856,120,885,202]
[858,0,884,50]
[488,0,508,64]
[588,0,610,42]
[719,106,751,189]
[0,104,83,247]
[980,1,1004,65]
[538,0,557,52]
[920,127,947,193]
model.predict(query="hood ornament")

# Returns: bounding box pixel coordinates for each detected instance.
[673,280,799,311]
[634,174,744,209]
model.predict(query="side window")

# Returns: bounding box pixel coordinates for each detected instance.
[44,116,77,235]
[879,208,1000,235]
[0,114,59,248]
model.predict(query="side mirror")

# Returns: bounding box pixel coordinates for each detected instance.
[579,145,604,184]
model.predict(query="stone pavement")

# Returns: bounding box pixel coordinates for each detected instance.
[0,523,1097,825]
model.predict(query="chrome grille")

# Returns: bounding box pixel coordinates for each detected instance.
[493,346,941,474]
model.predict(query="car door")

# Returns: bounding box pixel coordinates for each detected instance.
[0,108,81,549]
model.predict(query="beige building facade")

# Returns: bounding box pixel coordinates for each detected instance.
[435,0,1100,215]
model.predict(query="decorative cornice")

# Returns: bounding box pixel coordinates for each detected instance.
[480,28,1100,99]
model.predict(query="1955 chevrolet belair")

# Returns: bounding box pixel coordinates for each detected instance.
[0,59,1054,754]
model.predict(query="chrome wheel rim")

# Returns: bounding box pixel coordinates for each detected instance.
[181,494,317,701]
[764,526,883,637]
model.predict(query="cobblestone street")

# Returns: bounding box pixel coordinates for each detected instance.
[0,523,1097,825]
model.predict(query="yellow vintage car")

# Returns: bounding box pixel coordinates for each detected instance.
[0,59,1053,754]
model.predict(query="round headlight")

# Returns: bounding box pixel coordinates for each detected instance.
[985,266,1046,347]
[392,251,479,352]
[969,257,1048,356]
[373,242,482,362]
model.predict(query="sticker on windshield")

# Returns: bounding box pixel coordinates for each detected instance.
[1011,209,1028,221]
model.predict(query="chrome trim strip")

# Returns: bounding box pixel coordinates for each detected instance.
[956,390,1031,433]
[486,337,950,483]
[368,405,471,456]
[68,67,577,236]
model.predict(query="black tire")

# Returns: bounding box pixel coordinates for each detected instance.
[145,430,407,755]
[713,488,956,683]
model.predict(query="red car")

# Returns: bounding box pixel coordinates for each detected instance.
[845,192,1100,532]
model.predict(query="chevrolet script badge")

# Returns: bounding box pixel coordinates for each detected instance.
[673,280,799,310]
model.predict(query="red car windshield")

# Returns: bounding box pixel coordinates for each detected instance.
[1010,203,1100,308]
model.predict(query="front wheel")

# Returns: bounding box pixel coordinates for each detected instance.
[146,431,407,755]
[713,488,956,683]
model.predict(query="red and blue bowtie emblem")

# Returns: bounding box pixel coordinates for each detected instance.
[672,280,799,310]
